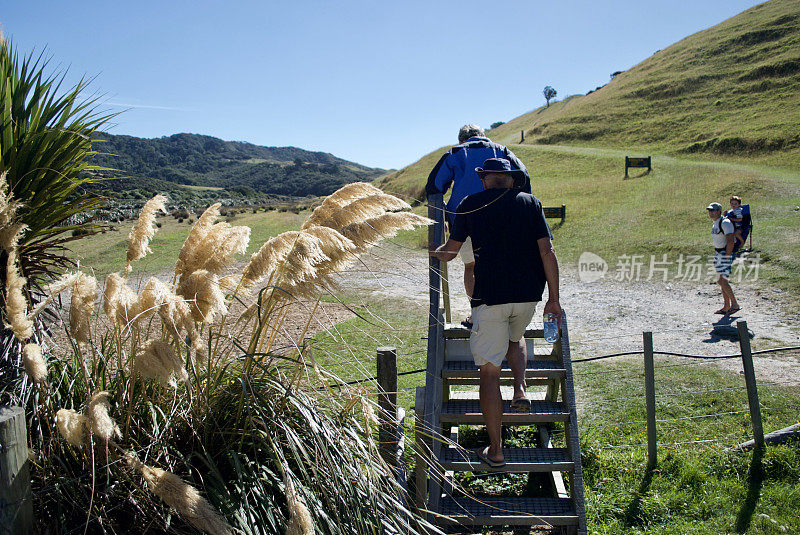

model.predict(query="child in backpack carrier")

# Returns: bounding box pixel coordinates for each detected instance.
[725,196,745,248]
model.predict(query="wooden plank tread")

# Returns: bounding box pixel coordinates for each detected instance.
[438,496,577,526]
[440,447,573,472]
[444,325,545,340]
[440,400,569,424]
[442,359,564,377]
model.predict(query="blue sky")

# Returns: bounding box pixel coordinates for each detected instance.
[3,0,763,169]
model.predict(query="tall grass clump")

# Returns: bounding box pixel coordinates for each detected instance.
[1,177,436,533]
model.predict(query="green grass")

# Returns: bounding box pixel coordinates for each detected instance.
[67,209,310,276]
[577,359,800,534]
[303,283,800,533]
[382,142,800,300]
[308,289,428,411]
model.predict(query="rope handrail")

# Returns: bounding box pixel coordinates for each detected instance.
[323,344,800,390]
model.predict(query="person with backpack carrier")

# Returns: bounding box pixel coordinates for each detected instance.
[707,202,740,315]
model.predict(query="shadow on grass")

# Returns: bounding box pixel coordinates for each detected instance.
[622,465,655,526]
[734,446,764,533]
[623,169,652,180]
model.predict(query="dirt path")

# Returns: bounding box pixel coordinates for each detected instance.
[342,244,800,384]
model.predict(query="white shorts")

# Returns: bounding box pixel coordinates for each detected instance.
[470,302,538,367]
[460,237,475,264]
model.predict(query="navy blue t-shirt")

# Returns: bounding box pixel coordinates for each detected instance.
[450,189,552,308]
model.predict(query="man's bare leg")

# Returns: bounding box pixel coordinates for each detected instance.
[506,340,527,401]
[479,363,504,463]
[719,276,739,310]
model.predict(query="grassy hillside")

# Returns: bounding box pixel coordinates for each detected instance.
[376,0,800,297]
[383,143,800,295]
[489,0,800,162]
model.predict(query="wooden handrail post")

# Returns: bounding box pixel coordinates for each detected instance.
[643,332,657,469]
[737,321,764,450]
[413,387,428,511]
[0,406,33,534]
[377,347,399,469]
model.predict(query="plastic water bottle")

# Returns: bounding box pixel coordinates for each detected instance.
[543,313,559,343]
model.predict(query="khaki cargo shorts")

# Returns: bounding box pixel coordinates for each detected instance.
[469,302,538,367]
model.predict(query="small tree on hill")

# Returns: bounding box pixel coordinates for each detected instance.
[543,86,557,107]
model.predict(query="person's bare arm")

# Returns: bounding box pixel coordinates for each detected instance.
[725,233,735,257]
[537,237,562,318]
[430,238,463,262]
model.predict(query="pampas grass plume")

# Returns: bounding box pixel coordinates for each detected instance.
[56,409,88,447]
[22,343,47,386]
[3,225,33,341]
[279,232,329,287]
[341,212,433,250]
[140,277,196,341]
[0,172,18,229]
[241,233,294,289]
[133,339,188,386]
[127,195,167,269]
[304,193,410,230]
[103,272,141,330]
[125,452,233,535]
[284,472,314,535]
[86,391,121,442]
[27,271,80,320]
[175,203,220,278]
[70,272,98,343]
[176,219,250,279]
[177,270,226,323]
[301,182,384,230]
[302,225,357,274]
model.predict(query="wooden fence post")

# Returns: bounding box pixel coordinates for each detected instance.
[0,406,33,534]
[377,347,399,469]
[414,387,428,511]
[737,321,765,450]
[643,332,657,469]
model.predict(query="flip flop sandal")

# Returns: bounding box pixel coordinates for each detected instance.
[725,307,741,315]
[714,309,728,315]
[511,397,531,412]
[476,447,506,468]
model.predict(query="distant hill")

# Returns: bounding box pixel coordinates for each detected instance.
[91,132,386,199]
[378,0,800,198]
[492,0,800,156]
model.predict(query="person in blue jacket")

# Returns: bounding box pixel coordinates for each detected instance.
[425,124,531,327]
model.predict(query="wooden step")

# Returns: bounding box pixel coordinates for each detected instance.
[439,446,573,473]
[444,339,553,362]
[438,496,578,527]
[444,325,545,340]
[440,400,569,425]
[442,359,565,380]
